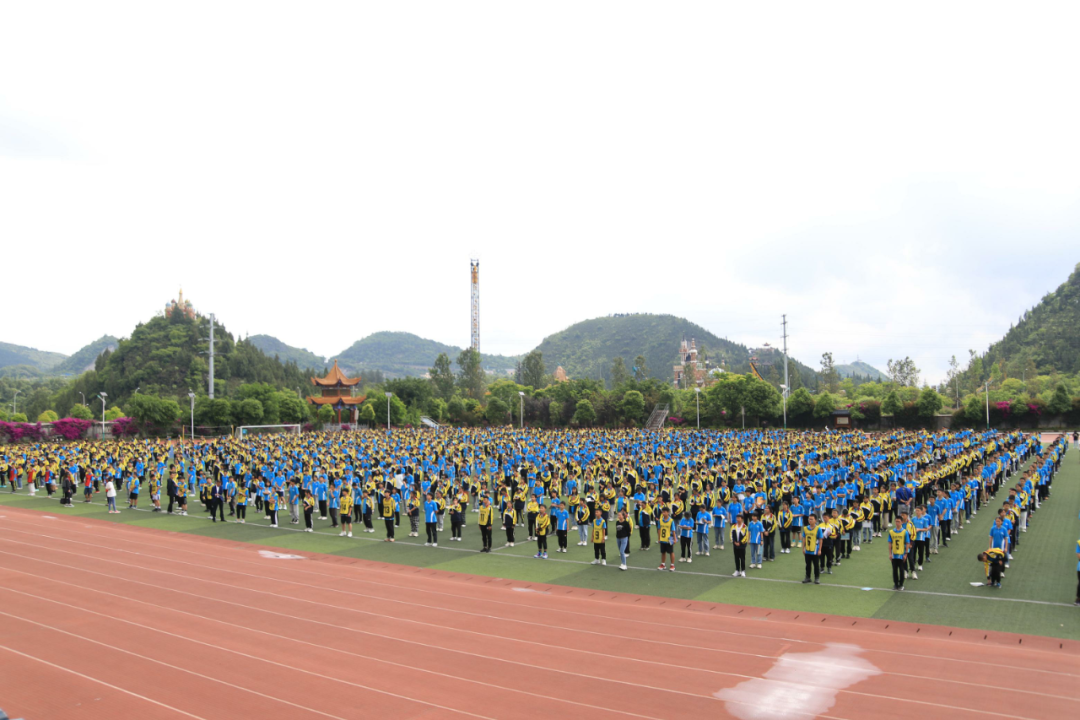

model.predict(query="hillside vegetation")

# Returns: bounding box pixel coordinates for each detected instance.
[334,331,519,378]
[248,334,326,372]
[530,314,817,388]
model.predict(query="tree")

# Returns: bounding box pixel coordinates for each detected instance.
[1047,383,1071,415]
[813,393,837,419]
[236,383,281,424]
[359,403,376,425]
[424,397,446,422]
[276,393,309,424]
[820,352,839,394]
[485,397,510,425]
[704,373,781,425]
[633,355,649,381]
[916,387,944,418]
[945,354,961,406]
[316,403,335,424]
[456,348,486,400]
[886,357,920,387]
[68,404,93,420]
[609,357,630,389]
[373,394,407,426]
[104,406,125,421]
[38,410,58,422]
[572,399,596,426]
[882,390,903,416]
[447,396,466,423]
[521,350,546,389]
[124,394,181,427]
[787,387,815,420]
[618,390,646,424]
[236,398,265,425]
[548,400,563,426]
[430,353,455,399]
[11,412,28,422]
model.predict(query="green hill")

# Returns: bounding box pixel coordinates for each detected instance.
[836,360,887,381]
[52,335,119,376]
[333,331,519,378]
[961,262,1080,381]
[248,334,326,371]
[0,341,67,372]
[530,314,817,387]
[48,311,313,415]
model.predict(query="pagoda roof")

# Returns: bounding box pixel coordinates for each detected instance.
[307,395,367,406]
[311,360,361,387]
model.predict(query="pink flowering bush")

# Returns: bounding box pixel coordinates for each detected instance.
[112,417,139,437]
[52,418,92,440]
[0,422,44,442]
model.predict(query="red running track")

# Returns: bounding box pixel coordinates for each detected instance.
[0,505,1078,720]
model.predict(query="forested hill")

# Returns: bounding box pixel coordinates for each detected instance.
[248,334,327,372]
[50,311,313,415]
[960,262,1080,381]
[333,331,519,378]
[530,314,817,388]
[0,341,67,372]
[52,335,119,375]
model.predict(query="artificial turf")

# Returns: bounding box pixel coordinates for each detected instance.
[3,447,1078,640]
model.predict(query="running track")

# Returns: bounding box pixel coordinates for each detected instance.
[0,505,1077,720]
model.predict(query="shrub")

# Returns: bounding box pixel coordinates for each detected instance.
[52,418,92,440]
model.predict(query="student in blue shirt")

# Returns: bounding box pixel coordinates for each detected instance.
[695,508,712,556]
[748,514,764,568]
[790,501,805,548]
[423,494,439,546]
[712,502,727,550]
[677,512,695,563]
[553,502,570,553]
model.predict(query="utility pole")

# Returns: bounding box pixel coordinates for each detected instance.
[208,313,215,399]
[781,314,789,430]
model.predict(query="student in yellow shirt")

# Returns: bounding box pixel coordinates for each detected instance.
[339,490,354,538]
[533,505,551,559]
[477,496,494,553]
[590,508,607,566]
[656,507,676,571]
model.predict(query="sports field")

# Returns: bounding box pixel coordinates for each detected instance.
[1,438,1077,642]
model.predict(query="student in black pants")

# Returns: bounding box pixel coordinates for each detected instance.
[478,496,494,552]
[210,479,225,522]
[730,515,748,576]
[502,506,516,546]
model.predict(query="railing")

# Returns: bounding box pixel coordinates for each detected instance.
[645,403,670,431]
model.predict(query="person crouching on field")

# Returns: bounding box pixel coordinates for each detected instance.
[978,549,1005,588]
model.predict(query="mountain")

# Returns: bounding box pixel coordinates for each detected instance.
[966,262,1080,378]
[248,334,327,371]
[333,331,519,378]
[52,335,120,376]
[529,313,818,387]
[0,341,67,372]
[836,360,887,381]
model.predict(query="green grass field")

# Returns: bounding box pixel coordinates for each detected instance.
[4,448,1078,639]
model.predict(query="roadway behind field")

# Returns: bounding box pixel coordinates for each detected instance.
[0,443,1077,640]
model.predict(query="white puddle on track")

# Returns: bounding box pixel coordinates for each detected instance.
[258,550,305,560]
[714,643,881,719]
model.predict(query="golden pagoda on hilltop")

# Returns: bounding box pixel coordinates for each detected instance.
[307,360,366,423]
[165,288,195,319]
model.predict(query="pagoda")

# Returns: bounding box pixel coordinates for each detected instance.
[307,360,365,423]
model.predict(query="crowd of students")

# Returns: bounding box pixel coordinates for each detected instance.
[0,426,1073,597]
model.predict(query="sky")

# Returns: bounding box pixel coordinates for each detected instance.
[2,2,1078,385]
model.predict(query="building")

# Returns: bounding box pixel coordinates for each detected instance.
[307,360,366,423]
[674,338,708,388]
[165,288,195,319]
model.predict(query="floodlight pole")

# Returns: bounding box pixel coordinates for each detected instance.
[518,391,525,430]
[984,381,991,430]
[781,314,789,430]
[98,392,108,438]
[188,391,195,441]
[12,389,19,415]
[385,392,392,433]
[695,387,700,429]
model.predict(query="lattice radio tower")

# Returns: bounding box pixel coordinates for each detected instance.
[470,259,480,353]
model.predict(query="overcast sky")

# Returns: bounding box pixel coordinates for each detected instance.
[2,3,1078,384]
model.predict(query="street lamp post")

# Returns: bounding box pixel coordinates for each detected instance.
[780,384,788,430]
[12,389,20,415]
[188,391,195,441]
[518,391,525,430]
[694,387,700,429]
[984,380,992,430]
[384,392,392,433]
[79,391,86,406]
[98,392,108,438]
